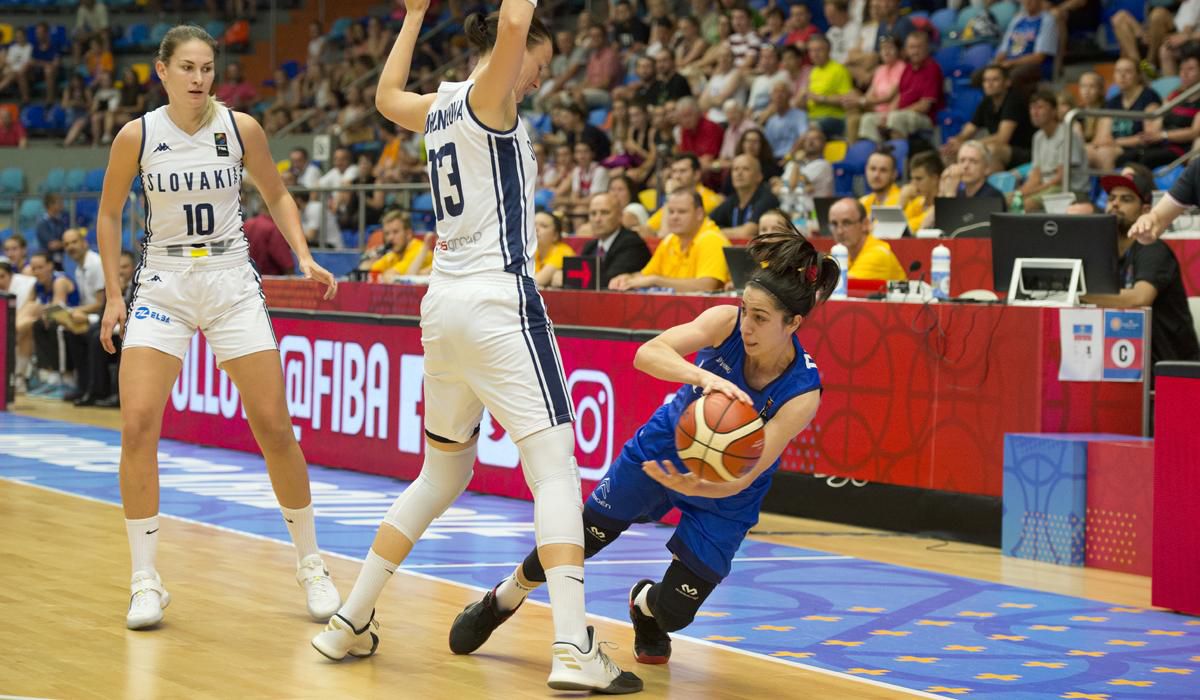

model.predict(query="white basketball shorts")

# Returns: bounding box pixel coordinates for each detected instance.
[123,255,277,364]
[420,271,575,444]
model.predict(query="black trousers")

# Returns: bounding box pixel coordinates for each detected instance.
[69,322,121,398]
[32,320,68,372]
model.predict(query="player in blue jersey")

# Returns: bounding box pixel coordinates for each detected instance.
[311,0,641,693]
[448,223,840,664]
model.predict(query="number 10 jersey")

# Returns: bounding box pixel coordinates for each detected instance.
[138,104,249,260]
[423,80,537,278]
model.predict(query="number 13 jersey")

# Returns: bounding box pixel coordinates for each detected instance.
[423,81,537,278]
[138,104,249,259]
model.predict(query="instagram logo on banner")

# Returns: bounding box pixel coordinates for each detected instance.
[568,369,614,480]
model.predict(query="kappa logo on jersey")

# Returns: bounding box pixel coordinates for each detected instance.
[133,305,171,324]
[147,274,163,283]
[153,142,171,153]
[677,584,699,599]
[214,132,229,157]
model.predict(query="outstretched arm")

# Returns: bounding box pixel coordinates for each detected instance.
[467,0,538,130]
[375,0,438,133]
[633,304,752,405]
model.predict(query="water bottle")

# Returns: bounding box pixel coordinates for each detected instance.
[830,243,849,299]
[1011,190,1024,214]
[931,243,951,300]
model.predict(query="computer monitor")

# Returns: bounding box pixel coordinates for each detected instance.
[723,247,757,291]
[990,213,1120,296]
[935,197,1006,238]
[812,196,838,236]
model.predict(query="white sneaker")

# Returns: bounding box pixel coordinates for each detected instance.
[311,611,380,661]
[126,571,170,630]
[548,626,643,694]
[297,554,341,621]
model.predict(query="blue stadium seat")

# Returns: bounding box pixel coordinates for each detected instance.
[282,60,301,80]
[0,168,24,213]
[587,108,609,128]
[1152,75,1181,98]
[987,171,1017,195]
[74,198,99,227]
[39,168,66,194]
[50,24,69,54]
[948,86,984,117]
[1103,0,1144,48]
[931,7,958,39]
[989,1,1019,34]
[937,109,969,141]
[204,21,226,41]
[1155,164,1183,191]
[64,168,87,192]
[886,139,908,179]
[329,17,354,42]
[115,23,150,52]
[833,140,876,197]
[951,43,994,83]
[149,22,171,49]
[17,199,44,231]
[934,45,961,74]
[20,105,49,133]
[84,168,106,193]
[47,105,68,134]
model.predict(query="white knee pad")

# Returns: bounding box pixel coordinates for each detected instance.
[517,424,584,548]
[382,443,477,542]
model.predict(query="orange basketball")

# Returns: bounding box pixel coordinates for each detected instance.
[675,393,765,482]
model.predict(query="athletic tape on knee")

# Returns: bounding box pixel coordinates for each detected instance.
[382,444,476,542]
[648,560,717,633]
[517,424,584,548]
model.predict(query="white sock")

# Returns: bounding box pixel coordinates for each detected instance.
[545,564,589,650]
[634,583,653,617]
[494,569,540,612]
[280,503,319,563]
[126,515,159,579]
[339,549,395,630]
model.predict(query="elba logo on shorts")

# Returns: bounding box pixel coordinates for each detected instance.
[677,584,699,599]
[214,132,229,157]
[133,306,171,324]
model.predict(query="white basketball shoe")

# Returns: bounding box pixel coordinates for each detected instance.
[311,611,380,661]
[297,554,341,621]
[547,626,644,694]
[126,571,170,630]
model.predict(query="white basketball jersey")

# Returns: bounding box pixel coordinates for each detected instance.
[423,81,537,277]
[138,105,248,259]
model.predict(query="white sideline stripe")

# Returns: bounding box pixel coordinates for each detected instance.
[403,555,853,570]
[0,477,952,700]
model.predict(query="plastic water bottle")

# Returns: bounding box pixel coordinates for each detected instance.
[830,243,849,299]
[931,243,951,300]
[1011,190,1024,214]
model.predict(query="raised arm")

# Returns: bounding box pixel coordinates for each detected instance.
[468,0,539,130]
[375,0,438,133]
[96,118,141,353]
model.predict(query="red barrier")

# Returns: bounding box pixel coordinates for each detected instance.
[0,292,11,412]
[1152,364,1200,615]
[1086,440,1154,576]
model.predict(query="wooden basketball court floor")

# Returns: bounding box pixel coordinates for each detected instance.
[1,395,1191,700]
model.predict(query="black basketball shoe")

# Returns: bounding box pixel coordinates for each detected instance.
[628,579,672,664]
[449,584,522,654]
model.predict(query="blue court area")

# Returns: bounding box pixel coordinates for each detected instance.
[2,412,1198,699]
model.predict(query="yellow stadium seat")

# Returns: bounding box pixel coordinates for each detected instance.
[0,24,13,45]
[824,140,848,163]
[130,63,151,85]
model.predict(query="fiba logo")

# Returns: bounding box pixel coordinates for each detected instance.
[568,370,614,480]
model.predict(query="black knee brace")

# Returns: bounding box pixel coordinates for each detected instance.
[518,512,628,583]
[646,560,718,633]
[424,425,481,444]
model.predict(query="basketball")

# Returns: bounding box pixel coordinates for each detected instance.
[675,393,766,482]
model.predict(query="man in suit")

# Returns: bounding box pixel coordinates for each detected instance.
[552,192,651,288]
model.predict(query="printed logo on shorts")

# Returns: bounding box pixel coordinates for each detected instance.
[214,132,229,157]
[147,274,163,283]
[587,526,607,541]
[590,478,611,509]
[677,584,699,599]
[133,305,171,324]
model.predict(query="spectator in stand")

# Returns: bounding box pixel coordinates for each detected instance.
[612,1,650,51]
[825,0,861,65]
[732,127,782,185]
[1116,49,1200,169]
[362,210,430,281]
[728,6,763,69]
[625,55,659,105]
[534,30,587,112]
[73,0,110,61]
[1109,0,1175,77]
[687,13,734,84]
[0,28,32,102]
[65,249,133,408]
[710,154,781,239]
[640,153,724,236]
[674,16,708,71]
[845,34,903,143]
[289,147,322,190]
[1018,89,1088,210]
[543,143,575,194]
[574,25,622,109]
[857,30,942,144]
[698,46,746,124]
[940,140,1009,202]
[215,62,257,111]
[760,7,789,47]
[875,0,914,48]
[554,192,652,288]
[760,82,808,161]
[828,197,906,281]
[713,99,757,176]
[242,194,296,277]
[334,84,375,148]
[101,67,144,145]
[1071,71,1106,145]
[344,21,368,61]
[899,151,943,232]
[0,108,27,148]
[779,127,835,208]
[630,101,679,186]
[676,97,725,169]
[4,233,30,272]
[859,150,901,214]
[784,4,821,46]
[694,0,722,44]
[533,212,575,287]
[1090,58,1162,172]
[0,259,35,315]
[1159,0,1200,76]
[551,101,612,161]
[651,52,692,105]
[85,71,120,146]
[81,37,113,81]
[556,141,610,228]
[51,229,104,402]
[604,99,652,173]
[362,17,393,62]
[747,45,791,115]
[994,0,1058,97]
[942,64,1035,168]
[61,74,91,147]
[645,17,675,59]
[612,189,731,292]
[846,0,883,87]
[801,33,853,138]
[780,45,809,99]
[607,175,652,232]
[265,68,302,122]
[307,20,328,66]
[29,23,60,104]
[36,194,69,267]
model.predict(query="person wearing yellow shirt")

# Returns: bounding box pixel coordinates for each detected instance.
[637,153,724,238]
[610,189,731,292]
[899,151,943,233]
[829,197,906,281]
[533,212,576,288]
[366,211,431,281]
[801,34,853,137]
[859,151,902,216]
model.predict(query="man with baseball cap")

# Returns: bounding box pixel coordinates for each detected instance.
[1081,168,1200,366]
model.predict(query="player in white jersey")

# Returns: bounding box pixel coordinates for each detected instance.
[311,0,641,694]
[95,25,342,630]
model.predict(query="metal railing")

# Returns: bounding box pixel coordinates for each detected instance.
[1,191,142,249]
[283,182,429,250]
[1063,79,1200,189]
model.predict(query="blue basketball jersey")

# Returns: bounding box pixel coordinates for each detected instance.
[625,307,822,510]
[34,271,80,307]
